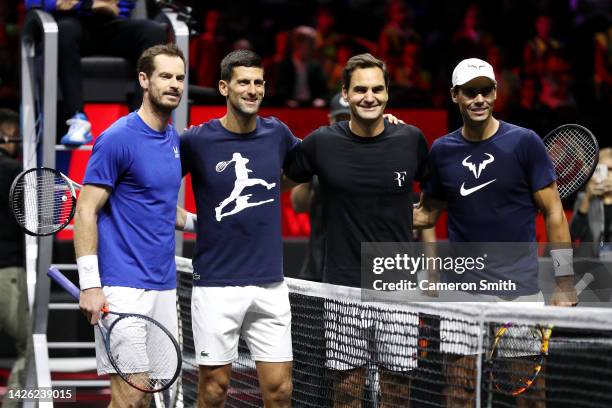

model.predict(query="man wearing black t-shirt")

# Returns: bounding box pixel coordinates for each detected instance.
[284,53,428,408]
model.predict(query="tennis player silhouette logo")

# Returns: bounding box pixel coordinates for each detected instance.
[214,152,276,221]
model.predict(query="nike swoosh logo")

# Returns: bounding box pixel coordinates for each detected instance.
[459,179,496,196]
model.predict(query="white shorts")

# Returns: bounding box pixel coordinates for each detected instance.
[192,281,292,365]
[94,286,178,375]
[324,301,418,372]
[439,292,544,355]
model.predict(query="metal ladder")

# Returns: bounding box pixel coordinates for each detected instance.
[20,4,190,406]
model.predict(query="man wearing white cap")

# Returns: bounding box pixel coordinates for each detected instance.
[413,58,576,407]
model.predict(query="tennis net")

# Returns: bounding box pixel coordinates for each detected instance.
[174,256,612,408]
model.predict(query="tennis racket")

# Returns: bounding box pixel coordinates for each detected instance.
[9,167,82,236]
[47,267,182,393]
[215,160,231,172]
[487,273,594,395]
[543,124,599,199]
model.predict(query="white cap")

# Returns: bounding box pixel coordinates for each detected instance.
[451,58,496,87]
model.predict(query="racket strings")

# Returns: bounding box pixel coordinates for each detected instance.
[489,325,545,394]
[545,127,598,199]
[12,170,75,234]
[108,315,179,392]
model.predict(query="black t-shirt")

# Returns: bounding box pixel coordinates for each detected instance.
[284,121,429,287]
[0,149,24,268]
[299,175,325,282]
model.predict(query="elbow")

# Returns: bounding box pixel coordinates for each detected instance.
[419,220,436,229]
[546,206,567,226]
[413,217,435,229]
[73,203,98,225]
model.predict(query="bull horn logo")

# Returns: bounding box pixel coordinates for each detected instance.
[462,153,494,179]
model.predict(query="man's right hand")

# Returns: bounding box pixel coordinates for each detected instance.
[79,287,108,325]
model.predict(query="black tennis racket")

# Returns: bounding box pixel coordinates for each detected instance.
[487,273,594,395]
[9,167,82,236]
[47,267,182,393]
[543,124,599,199]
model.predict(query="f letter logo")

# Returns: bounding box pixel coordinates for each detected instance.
[394,171,407,187]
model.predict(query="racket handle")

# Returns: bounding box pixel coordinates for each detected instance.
[49,267,111,315]
[48,267,81,300]
[575,272,594,294]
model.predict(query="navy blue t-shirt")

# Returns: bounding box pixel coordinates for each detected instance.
[423,121,556,294]
[180,116,300,286]
[83,112,182,290]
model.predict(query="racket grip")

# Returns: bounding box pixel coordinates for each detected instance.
[48,267,81,300]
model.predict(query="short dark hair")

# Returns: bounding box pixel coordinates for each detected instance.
[220,50,262,82]
[342,53,389,91]
[0,108,19,128]
[137,44,185,78]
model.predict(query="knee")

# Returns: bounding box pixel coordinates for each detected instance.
[110,392,151,408]
[334,371,364,401]
[199,375,230,406]
[443,384,474,408]
[263,378,293,403]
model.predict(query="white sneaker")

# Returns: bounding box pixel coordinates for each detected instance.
[60,112,93,146]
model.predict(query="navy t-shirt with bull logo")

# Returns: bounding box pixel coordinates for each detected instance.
[423,120,556,294]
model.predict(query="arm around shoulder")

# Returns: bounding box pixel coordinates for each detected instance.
[291,182,313,213]
[283,134,316,184]
[413,193,444,229]
[176,206,197,232]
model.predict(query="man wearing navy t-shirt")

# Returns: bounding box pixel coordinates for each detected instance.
[73,44,187,407]
[180,50,298,408]
[414,58,577,407]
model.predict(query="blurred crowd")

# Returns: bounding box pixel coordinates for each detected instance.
[1,0,611,139]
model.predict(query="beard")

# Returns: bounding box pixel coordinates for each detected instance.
[231,97,261,116]
[148,90,181,114]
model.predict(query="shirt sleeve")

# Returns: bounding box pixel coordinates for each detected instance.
[280,120,301,155]
[283,131,316,183]
[421,142,445,200]
[180,128,193,177]
[414,129,430,183]
[521,131,556,192]
[83,132,131,189]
